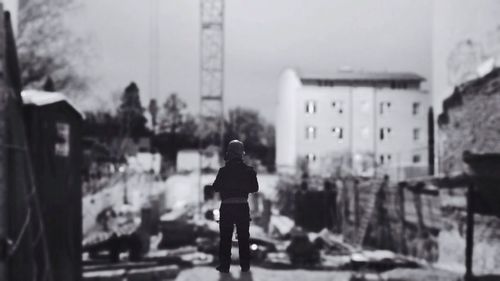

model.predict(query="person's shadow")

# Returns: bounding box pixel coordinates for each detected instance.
[218,271,254,281]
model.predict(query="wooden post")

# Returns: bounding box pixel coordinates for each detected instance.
[413,183,425,236]
[397,183,406,254]
[262,199,271,233]
[0,4,8,280]
[354,180,360,229]
[465,184,474,281]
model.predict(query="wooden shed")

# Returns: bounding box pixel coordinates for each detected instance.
[22,90,83,281]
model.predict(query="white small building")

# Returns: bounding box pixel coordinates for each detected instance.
[176,149,220,173]
[127,152,161,174]
[276,69,431,180]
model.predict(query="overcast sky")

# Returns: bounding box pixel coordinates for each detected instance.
[71,0,432,121]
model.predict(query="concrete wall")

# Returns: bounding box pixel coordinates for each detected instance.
[276,69,300,173]
[438,68,500,174]
[432,1,500,174]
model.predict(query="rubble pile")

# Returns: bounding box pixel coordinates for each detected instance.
[82,173,444,280]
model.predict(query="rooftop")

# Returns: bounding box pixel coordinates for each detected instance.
[21,90,83,117]
[438,67,500,126]
[300,71,425,82]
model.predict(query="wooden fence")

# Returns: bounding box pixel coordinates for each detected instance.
[338,178,441,262]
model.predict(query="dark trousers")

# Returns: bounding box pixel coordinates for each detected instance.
[219,203,250,270]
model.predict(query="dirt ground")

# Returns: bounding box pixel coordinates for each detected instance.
[174,266,353,281]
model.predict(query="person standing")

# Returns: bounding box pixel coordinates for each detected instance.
[211,140,259,273]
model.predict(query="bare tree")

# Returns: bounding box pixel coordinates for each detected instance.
[159,93,187,135]
[17,0,89,95]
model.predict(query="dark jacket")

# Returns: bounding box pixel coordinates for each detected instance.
[212,159,259,200]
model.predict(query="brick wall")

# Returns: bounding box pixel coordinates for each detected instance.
[438,68,500,174]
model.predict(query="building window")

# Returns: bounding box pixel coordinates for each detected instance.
[413,154,421,163]
[332,127,343,139]
[379,101,391,115]
[379,154,392,164]
[379,127,392,140]
[412,102,420,115]
[413,128,421,141]
[305,100,317,114]
[391,81,408,89]
[306,153,317,162]
[306,126,317,140]
[332,100,344,114]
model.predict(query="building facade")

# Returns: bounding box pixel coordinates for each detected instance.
[276,69,430,180]
[432,0,500,174]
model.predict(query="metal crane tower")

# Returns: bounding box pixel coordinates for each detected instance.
[198,0,224,216]
[199,0,225,153]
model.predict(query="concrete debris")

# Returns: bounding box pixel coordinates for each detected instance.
[381,268,460,281]
[83,261,157,272]
[83,269,126,281]
[180,252,214,265]
[350,250,421,272]
[264,252,293,268]
[349,272,384,281]
[286,227,321,267]
[164,246,198,257]
[159,203,194,222]
[313,228,355,255]
[320,254,351,269]
[269,215,295,238]
[83,265,180,281]
[127,265,180,281]
[352,250,397,263]
[83,231,114,247]
[81,171,440,275]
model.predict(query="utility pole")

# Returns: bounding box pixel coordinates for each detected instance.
[0,91,7,281]
[149,0,159,102]
[0,5,8,278]
[373,88,378,178]
[348,87,354,171]
[465,183,475,281]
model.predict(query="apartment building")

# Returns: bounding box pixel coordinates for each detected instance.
[276,69,430,179]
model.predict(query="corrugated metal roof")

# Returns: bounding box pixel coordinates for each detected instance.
[300,71,425,82]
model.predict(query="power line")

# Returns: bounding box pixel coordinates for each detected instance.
[149,0,160,102]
